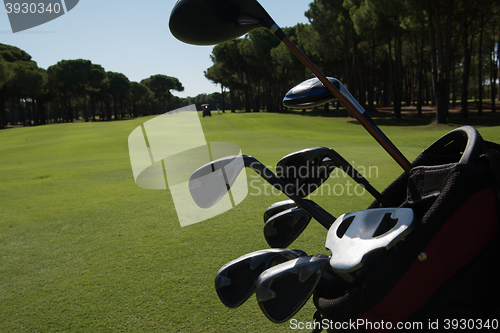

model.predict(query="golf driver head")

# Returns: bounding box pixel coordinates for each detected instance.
[276,147,337,197]
[169,0,276,46]
[255,254,330,323]
[214,249,306,308]
[264,206,312,248]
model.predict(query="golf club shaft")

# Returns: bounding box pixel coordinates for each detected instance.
[277,35,412,174]
[243,156,334,229]
[323,157,391,207]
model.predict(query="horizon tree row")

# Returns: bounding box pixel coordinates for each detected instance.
[205,0,500,123]
[0,43,186,129]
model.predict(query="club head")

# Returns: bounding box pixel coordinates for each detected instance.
[189,155,245,208]
[276,147,339,197]
[169,0,276,46]
[263,200,298,223]
[326,208,414,273]
[283,77,341,109]
[255,254,330,323]
[283,77,367,115]
[264,207,312,248]
[214,249,306,308]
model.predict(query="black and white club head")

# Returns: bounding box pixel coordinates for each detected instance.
[214,249,306,308]
[326,208,414,273]
[255,254,330,323]
[276,147,337,198]
[277,147,390,205]
[263,206,312,248]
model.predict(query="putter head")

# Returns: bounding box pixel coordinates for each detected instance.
[169,0,275,46]
[264,206,312,248]
[263,200,299,223]
[276,147,341,197]
[326,208,415,273]
[189,155,245,208]
[214,249,306,308]
[255,254,330,323]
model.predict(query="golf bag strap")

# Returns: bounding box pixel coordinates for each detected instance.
[355,187,500,332]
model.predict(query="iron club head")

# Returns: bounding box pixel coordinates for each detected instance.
[264,206,314,249]
[214,248,306,308]
[255,254,330,323]
[263,200,298,223]
[277,147,391,206]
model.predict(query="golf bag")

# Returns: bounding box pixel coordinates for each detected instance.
[312,126,500,332]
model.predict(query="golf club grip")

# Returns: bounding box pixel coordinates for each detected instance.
[245,158,333,229]
[278,35,412,174]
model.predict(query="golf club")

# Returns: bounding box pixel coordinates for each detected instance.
[189,154,335,229]
[326,208,414,274]
[169,0,413,174]
[277,147,391,206]
[255,254,330,323]
[263,206,312,248]
[215,248,307,308]
[283,77,366,114]
[263,199,298,223]
[256,208,415,323]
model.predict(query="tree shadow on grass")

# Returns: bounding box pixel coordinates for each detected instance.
[292,103,500,127]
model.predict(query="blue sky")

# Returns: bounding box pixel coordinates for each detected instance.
[1,0,313,98]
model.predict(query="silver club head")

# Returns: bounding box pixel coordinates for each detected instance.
[326,208,414,273]
[255,254,330,323]
[215,248,305,308]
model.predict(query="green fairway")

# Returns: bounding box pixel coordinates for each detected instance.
[1,111,499,332]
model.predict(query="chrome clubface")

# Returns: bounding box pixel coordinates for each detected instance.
[263,206,312,248]
[169,0,275,46]
[263,200,298,223]
[255,254,330,323]
[326,208,414,273]
[189,155,245,208]
[276,147,336,198]
[215,249,305,308]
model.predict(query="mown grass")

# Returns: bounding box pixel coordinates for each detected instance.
[1,111,499,332]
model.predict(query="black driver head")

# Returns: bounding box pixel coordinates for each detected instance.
[214,248,306,308]
[169,0,275,46]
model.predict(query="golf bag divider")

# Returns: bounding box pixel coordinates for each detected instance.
[313,126,500,332]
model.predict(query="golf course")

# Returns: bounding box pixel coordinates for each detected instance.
[1,109,499,332]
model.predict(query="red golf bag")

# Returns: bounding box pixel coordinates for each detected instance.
[312,126,500,332]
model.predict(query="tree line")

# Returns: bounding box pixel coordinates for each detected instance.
[205,0,500,124]
[0,43,190,129]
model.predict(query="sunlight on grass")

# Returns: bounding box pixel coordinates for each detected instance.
[1,112,499,332]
